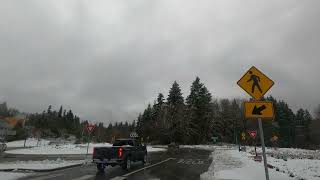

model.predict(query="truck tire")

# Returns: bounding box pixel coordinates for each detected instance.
[142,153,148,164]
[122,157,131,170]
[97,164,105,172]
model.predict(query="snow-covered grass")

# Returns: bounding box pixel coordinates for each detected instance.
[0,172,29,180]
[180,144,233,151]
[268,157,320,180]
[147,146,167,152]
[194,145,320,180]
[6,138,50,148]
[0,159,84,170]
[247,146,320,180]
[200,146,293,180]
[6,143,112,155]
[5,143,166,155]
[253,147,320,160]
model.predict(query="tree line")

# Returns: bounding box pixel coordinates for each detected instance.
[1,76,319,148]
[135,77,317,148]
[26,105,136,143]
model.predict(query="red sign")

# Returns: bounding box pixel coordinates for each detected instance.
[248,131,257,139]
[86,124,96,134]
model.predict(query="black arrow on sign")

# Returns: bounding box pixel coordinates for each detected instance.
[252,105,266,115]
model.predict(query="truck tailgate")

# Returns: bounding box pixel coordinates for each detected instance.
[94,147,120,159]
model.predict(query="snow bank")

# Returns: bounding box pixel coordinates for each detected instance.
[200,147,293,180]
[180,144,237,151]
[268,157,320,180]
[0,172,28,180]
[6,143,165,155]
[245,146,320,179]
[147,147,167,152]
[0,159,83,170]
[6,138,50,148]
[6,143,112,155]
[247,146,320,160]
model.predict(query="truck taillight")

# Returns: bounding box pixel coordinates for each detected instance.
[93,148,97,157]
[118,147,123,157]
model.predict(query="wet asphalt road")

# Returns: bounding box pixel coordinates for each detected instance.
[15,148,212,180]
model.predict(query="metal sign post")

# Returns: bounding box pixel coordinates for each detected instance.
[86,133,91,158]
[238,66,274,180]
[85,124,96,158]
[258,118,269,180]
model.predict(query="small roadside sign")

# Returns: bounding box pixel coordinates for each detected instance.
[130,132,138,138]
[241,132,246,141]
[244,101,274,120]
[237,66,274,100]
[248,131,257,139]
[86,124,96,134]
[271,135,278,142]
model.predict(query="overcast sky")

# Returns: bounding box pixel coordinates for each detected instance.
[0,1,319,123]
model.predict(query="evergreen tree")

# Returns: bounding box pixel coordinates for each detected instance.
[157,93,165,106]
[276,101,295,147]
[58,106,63,118]
[303,109,313,142]
[166,81,185,143]
[47,105,52,114]
[186,77,212,144]
[315,104,320,120]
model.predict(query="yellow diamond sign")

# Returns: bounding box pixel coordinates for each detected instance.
[237,66,274,100]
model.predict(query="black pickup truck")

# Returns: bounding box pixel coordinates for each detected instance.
[93,139,147,172]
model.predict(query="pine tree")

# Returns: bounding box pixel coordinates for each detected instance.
[166,81,185,143]
[47,105,52,114]
[276,101,295,147]
[157,93,165,106]
[136,113,143,137]
[303,109,313,142]
[58,106,63,118]
[315,104,320,120]
[186,77,212,144]
[167,81,184,105]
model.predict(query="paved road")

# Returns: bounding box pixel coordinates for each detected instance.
[16,148,212,180]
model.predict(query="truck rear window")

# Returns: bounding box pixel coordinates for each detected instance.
[113,140,134,146]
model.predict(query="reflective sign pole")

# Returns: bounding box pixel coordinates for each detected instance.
[258,118,269,180]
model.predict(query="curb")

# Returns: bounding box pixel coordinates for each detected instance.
[0,162,87,172]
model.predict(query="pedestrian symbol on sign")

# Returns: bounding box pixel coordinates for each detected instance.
[247,71,262,93]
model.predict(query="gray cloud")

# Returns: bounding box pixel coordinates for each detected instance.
[0,0,319,123]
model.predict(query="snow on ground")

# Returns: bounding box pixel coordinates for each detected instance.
[147,146,167,152]
[247,146,320,160]
[6,143,166,155]
[6,143,112,155]
[181,144,233,151]
[0,172,29,180]
[194,145,320,180]
[200,146,293,180]
[0,159,84,170]
[6,138,50,148]
[247,146,320,180]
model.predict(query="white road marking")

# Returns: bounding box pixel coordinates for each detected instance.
[123,158,175,177]
[111,158,174,180]
[31,173,64,180]
[177,158,205,165]
[110,177,127,180]
[70,174,95,180]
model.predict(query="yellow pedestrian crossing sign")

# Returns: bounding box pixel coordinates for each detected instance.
[237,66,274,100]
